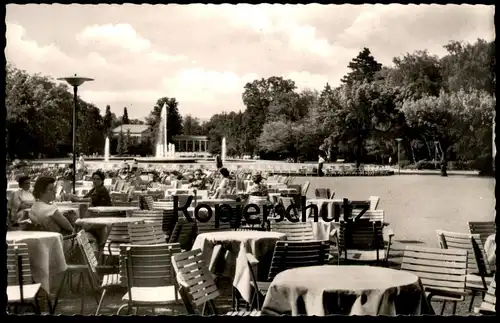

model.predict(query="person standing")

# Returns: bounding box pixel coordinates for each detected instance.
[318,154,325,177]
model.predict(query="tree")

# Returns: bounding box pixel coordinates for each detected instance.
[323,82,403,167]
[441,39,495,95]
[182,115,203,135]
[122,107,130,124]
[403,90,495,170]
[258,120,301,160]
[103,105,113,136]
[129,119,144,125]
[145,97,183,151]
[386,50,443,99]
[242,76,297,154]
[341,48,382,85]
[124,129,131,154]
[117,130,125,155]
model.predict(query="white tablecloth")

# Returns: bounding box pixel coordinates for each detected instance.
[192,231,286,302]
[7,231,67,293]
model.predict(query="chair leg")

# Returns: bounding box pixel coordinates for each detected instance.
[452,301,457,315]
[85,270,100,305]
[440,301,446,315]
[469,293,476,312]
[95,289,107,315]
[52,271,68,314]
[80,273,86,314]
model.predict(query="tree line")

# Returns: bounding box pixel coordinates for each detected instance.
[5,38,495,172]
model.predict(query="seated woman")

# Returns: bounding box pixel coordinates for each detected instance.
[29,177,76,251]
[8,175,35,228]
[246,174,269,197]
[213,168,232,198]
[189,169,208,190]
[69,171,112,207]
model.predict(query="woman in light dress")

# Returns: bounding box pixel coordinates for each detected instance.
[8,175,35,228]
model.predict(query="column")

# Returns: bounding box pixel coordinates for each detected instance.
[199,139,202,152]
[204,140,207,152]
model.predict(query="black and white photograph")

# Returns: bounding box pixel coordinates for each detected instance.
[5,3,496,316]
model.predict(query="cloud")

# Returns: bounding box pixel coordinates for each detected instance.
[5,4,495,121]
[76,23,151,52]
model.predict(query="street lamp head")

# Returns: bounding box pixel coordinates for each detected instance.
[58,75,94,87]
[396,138,403,142]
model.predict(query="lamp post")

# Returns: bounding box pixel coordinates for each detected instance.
[396,138,402,175]
[57,74,94,194]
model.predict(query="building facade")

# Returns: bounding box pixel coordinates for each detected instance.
[173,135,209,152]
[111,125,209,153]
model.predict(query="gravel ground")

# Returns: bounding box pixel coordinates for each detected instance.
[16,175,495,316]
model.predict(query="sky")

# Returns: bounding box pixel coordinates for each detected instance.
[5,4,495,121]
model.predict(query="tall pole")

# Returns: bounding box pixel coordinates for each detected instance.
[72,86,78,194]
[57,74,94,195]
[396,138,402,175]
[164,105,168,157]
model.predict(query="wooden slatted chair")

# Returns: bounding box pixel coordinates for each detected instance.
[7,243,43,314]
[248,240,330,308]
[278,197,300,219]
[168,217,197,252]
[74,230,124,315]
[270,220,314,242]
[369,196,380,210]
[128,221,166,245]
[436,230,494,311]
[400,245,468,315]
[334,219,393,266]
[358,209,390,227]
[172,249,260,316]
[116,243,182,315]
[103,223,133,263]
[474,275,496,315]
[467,221,495,244]
[130,209,166,239]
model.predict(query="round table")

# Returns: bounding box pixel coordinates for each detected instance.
[6,231,67,293]
[193,231,287,303]
[261,265,433,316]
[87,206,139,218]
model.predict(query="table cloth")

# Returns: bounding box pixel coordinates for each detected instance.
[261,265,433,316]
[55,202,89,219]
[7,231,67,293]
[192,231,286,302]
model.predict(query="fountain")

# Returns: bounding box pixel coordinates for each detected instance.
[104,137,110,163]
[137,103,196,164]
[221,137,227,163]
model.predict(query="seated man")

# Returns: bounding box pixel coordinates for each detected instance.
[189,169,208,190]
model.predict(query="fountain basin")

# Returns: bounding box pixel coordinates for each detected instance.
[135,157,198,164]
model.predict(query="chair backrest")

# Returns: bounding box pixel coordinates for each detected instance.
[169,217,196,251]
[401,245,467,295]
[315,188,331,199]
[171,249,220,307]
[128,221,166,245]
[278,197,299,217]
[121,243,181,288]
[338,219,385,251]
[359,210,385,223]
[369,196,380,210]
[467,221,496,245]
[477,275,496,314]
[7,243,32,286]
[140,195,155,210]
[270,220,314,242]
[76,230,105,288]
[267,240,330,281]
[436,230,491,276]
